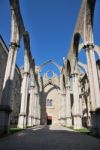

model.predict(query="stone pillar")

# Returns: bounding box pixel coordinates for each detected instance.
[18,34,30,128]
[37,94,40,125]
[38,71,42,92]
[27,79,35,127]
[0,42,19,134]
[87,96,91,127]
[85,44,100,110]
[85,43,100,135]
[59,74,66,125]
[60,93,66,126]
[96,64,100,88]
[34,92,40,125]
[78,81,83,126]
[18,72,29,128]
[34,93,38,125]
[35,93,38,125]
[72,73,82,129]
[65,77,72,127]
[79,95,83,118]
[33,91,39,126]
[27,67,35,127]
[33,92,37,126]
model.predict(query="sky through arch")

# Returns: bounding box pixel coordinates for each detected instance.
[0,0,100,75]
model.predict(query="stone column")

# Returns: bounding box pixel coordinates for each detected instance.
[38,71,42,92]
[72,73,82,129]
[18,34,30,128]
[66,76,72,127]
[85,43,100,135]
[37,94,40,125]
[79,95,83,118]
[27,74,35,127]
[59,74,66,125]
[60,93,66,126]
[0,42,19,134]
[34,93,38,125]
[85,44,100,110]
[87,96,91,127]
[33,92,37,126]
[18,72,29,128]
[78,82,83,124]
[96,64,100,88]
[32,89,39,126]
[34,92,40,125]
[89,46,100,108]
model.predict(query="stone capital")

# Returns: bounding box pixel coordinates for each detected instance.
[19,113,26,116]
[66,116,72,119]
[28,115,34,118]
[9,42,20,48]
[73,114,81,117]
[66,84,70,89]
[30,85,35,88]
[35,93,38,96]
[0,105,12,113]
[23,71,30,75]
[71,72,78,77]
[83,42,94,50]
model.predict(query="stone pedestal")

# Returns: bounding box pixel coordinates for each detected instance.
[18,113,26,128]
[0,105,12,134]
[91,111,100,136]
[66,117,72,127]
[73,115,82,129]
[96,111,100,136]
[87,116,91,127]
[33,118,36,126]
[60,119,66,126]
[27,115,34,127]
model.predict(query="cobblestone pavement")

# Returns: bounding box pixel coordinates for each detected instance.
[0,125,100,150]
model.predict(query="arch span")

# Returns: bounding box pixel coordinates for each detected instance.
[44,81,60,90]
[39,60,61,73]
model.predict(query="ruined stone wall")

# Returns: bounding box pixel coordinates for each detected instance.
[0,37,21,127]
[0,42,7,99]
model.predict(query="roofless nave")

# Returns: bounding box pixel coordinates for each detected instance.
[0,0,100,136]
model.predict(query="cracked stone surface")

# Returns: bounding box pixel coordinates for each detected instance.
[0,125,100,150]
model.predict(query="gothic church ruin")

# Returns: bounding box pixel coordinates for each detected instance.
[0,0,100,136]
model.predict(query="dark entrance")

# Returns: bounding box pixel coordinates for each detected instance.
[47,116,52,125]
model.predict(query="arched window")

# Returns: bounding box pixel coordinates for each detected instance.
[46,99,53,106]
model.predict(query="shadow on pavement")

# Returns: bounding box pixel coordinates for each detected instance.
[0,125,100,150]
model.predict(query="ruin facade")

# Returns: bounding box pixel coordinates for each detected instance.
[0,0,100,136]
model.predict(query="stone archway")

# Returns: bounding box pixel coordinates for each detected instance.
[41,83,60,125]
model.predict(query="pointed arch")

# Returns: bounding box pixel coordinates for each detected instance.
[44,82,60,90]
[39,60,61,73]
[66,59,71,76]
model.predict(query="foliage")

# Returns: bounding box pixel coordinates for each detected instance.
[9,128,25,134]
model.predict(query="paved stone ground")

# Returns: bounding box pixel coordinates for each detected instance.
[0,125,100,150]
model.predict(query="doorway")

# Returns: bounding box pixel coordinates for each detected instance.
[47,116,52,125]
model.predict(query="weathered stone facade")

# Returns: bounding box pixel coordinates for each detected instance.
[0,36,21,127]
